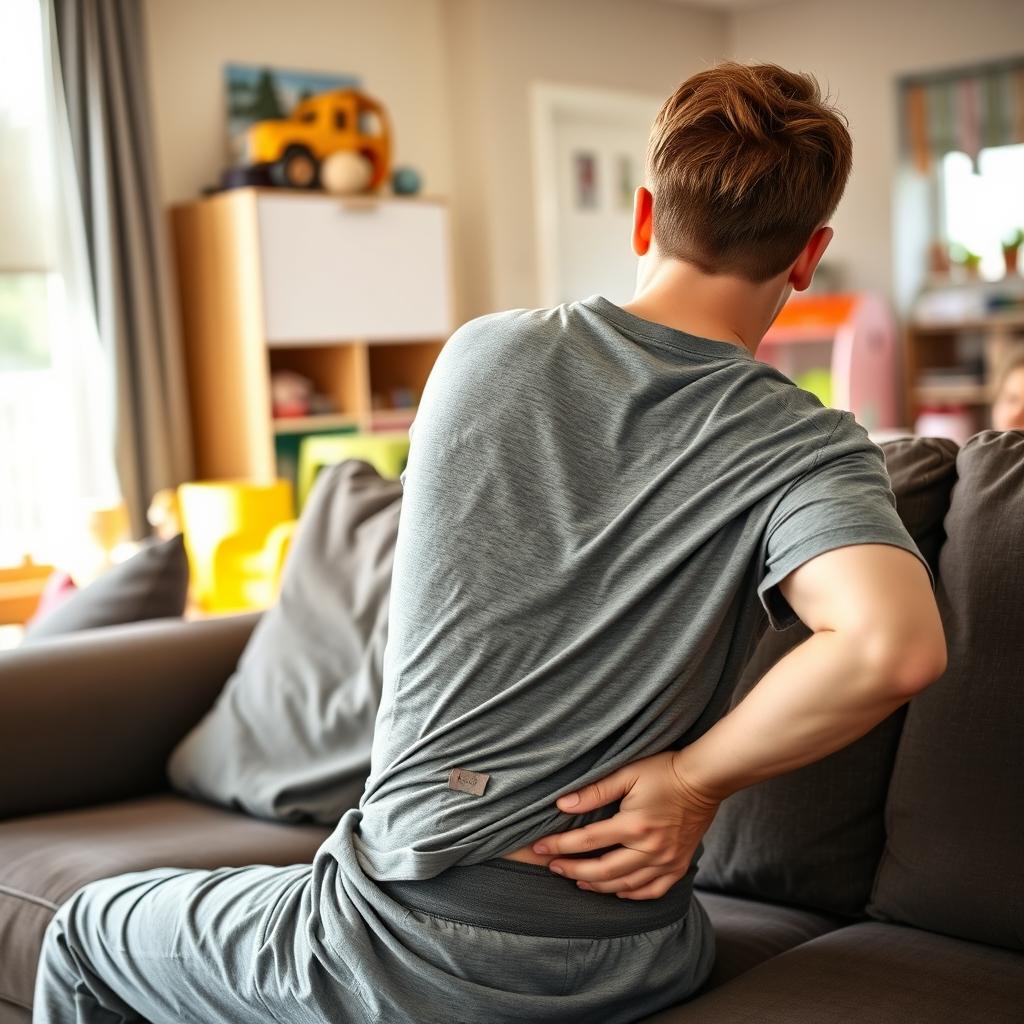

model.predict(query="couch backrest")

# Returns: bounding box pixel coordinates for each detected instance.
[867,429,1024,952]
[695,435,959,918]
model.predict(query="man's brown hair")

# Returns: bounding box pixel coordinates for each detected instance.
[646,62,852,282]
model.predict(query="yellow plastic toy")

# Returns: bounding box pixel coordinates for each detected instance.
[245,88,392,191]
[177,480,296,613]
[297,432,410,511]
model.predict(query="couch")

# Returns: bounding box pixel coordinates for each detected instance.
[2,431,1022,1023]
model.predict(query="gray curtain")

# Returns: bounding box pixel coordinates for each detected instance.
[53,0,193,538]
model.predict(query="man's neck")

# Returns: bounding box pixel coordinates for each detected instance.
[620,258,790,357]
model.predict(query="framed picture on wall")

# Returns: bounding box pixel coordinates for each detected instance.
[616,154,636,210]
[573,151,599,210]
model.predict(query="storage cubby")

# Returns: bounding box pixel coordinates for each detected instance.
[269,343,370,424]
[367,340,445,411]
[172,188,453,484]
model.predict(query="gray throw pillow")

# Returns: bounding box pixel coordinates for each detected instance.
[695,436,959,918]
[21,533,190,644]
[167,460,402,824]
[867,429,1024,951]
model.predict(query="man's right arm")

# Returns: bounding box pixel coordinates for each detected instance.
[532,542,947,899]
[673,542,947,801]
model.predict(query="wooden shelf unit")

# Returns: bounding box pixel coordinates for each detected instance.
[171,188,453,483]
[904,310,1024,429]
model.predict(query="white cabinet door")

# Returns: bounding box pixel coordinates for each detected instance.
[257,194,453,343]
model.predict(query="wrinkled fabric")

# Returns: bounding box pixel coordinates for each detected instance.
[346,295,934,881]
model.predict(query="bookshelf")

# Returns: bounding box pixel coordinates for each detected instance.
[171,188,453,484]
[905,305,1024,431]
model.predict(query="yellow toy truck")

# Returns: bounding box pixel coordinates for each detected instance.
[244,88,392,190]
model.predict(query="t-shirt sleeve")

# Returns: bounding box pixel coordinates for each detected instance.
[757,425,936,632]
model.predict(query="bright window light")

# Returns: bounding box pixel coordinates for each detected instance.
[940,144,1024,281]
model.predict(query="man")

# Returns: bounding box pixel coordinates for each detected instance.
[34,62,946,1024]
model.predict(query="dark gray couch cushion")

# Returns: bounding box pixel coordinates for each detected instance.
[167,460,402,824]
[0,795,330,1017]
[21,533,189,643]
[868,429,1024,952]
[695,436,958,917]
[641,921,1024,1023]
[873,435,959,573]
[693,891,844,993]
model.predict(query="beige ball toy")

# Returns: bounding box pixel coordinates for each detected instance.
[320,151,375,195]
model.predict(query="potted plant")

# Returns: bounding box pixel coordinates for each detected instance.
[1002,228,1023,276]
[950,242,983,280]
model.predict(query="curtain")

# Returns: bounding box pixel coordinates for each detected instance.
[902,57,1024,173]
[53,0,193,539]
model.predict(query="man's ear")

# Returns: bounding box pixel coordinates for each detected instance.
[789,226,833,291]
[632,187,654,256]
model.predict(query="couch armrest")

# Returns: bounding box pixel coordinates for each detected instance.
[0,612,260,820]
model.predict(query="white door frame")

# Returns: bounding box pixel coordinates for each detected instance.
[530,82,663,307]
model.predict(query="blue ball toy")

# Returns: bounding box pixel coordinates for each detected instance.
[392,166,422,196]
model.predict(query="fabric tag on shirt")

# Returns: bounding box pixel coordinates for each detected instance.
[448,767,489,796]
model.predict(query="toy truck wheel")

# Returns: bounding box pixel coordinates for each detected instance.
[271,145,320,189]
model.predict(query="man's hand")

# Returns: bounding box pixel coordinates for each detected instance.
[531,751,721,900]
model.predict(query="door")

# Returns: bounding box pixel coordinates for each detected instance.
[532,85,661,307]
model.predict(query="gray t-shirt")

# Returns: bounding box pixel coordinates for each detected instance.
[339,294,933,881]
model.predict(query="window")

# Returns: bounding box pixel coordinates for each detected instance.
[939,144,1024,280]
[0,273,51,371]
[0,0,117,566]
[334,109,348,131]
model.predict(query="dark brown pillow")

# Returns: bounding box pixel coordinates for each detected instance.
[867,429,1024,951]
[21,533,190,644]
[695,436,959,918]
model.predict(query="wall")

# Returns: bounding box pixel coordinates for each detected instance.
[442,0,727,316]
[143,0,728,324]
[147,0,1023,319]
[729,0,1024,306]
[143,0,456,206]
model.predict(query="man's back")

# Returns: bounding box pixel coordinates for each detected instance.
[345,294,923,881]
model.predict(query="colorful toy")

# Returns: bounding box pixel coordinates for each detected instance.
[321,150,375,195]
[177,480,296,612]
[391,166,422,196]
[794,368,833,408]
[297,432,410,510]
[271,370,313,418]
[244,88,392,190]
[760,292,902,432]
[147,488,182,541]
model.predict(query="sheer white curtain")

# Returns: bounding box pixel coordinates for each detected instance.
[0,0,118,566]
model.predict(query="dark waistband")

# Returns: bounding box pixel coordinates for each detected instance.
[377,858,695,938]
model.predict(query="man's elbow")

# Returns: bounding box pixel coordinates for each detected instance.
[854,619,948,700]
[872,631,948,699]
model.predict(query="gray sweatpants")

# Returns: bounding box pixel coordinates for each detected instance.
[33,815,714,1023]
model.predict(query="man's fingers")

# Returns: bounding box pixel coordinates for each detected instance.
[532,817,636,857]
[575,865,663,895]
[615,872,684,901]
[555,767,633,814]
[546,847,649,884]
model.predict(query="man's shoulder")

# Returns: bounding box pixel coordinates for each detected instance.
[731,360,851,449]
[446,305,566,350]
